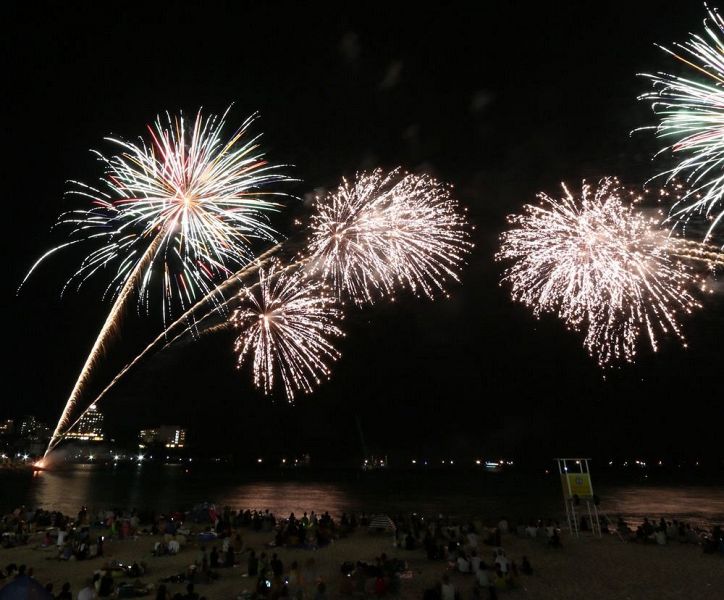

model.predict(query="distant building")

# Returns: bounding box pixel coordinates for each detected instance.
[19,415,39,439]
[138,425,186,448]
[36,422,52,440]
[160,425,186,448]
[0,419,14,436]
[64,404,105,442]
[138,428,159,447]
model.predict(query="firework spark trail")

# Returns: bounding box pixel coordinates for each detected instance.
[24,109,291,314]
[61,169,471,430]
[232,260,343,400]
[669,238,724,268]
[45,234,164,456]
[29,109,290,457]
[307,169,471,304]
[497,178,702,365]
[53,243,286,449]
[639,4,724,241]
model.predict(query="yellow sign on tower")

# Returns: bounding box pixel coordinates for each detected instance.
[561,472,593,497]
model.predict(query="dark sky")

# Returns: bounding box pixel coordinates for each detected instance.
[3,2,722,465]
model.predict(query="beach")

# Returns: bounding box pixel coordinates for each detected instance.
[1,520,722,599]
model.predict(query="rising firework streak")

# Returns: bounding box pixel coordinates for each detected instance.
[24,108,290,457]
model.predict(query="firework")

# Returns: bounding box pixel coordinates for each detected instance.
[640,4,724,241]
[26,108,290,455]
[232,260,343,400]
[306,169,471,304]
[497,178,702,365]
[58,170,470,436]
[24,108,289,311]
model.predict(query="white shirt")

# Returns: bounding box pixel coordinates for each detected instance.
[168,539,180,553]
[495,554,510,573]
[457,556,470,573]
[470,556,481,573]
[77,586,97,600]
[441,583,455,600]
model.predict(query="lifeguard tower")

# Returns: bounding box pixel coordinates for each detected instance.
[555,457,601,537]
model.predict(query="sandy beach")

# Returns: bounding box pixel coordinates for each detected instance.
[1,523,722,599]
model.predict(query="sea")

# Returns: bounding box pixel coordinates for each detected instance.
[1,465,722,528]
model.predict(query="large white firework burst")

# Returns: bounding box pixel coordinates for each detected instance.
[232,260,343,400]
[640,4,724,241]
[497,178,702,365]
[24,108,291,318]
[306,169,471,304]
[24,108,291,458]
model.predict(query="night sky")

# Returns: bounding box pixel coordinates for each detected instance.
[4,2,722,466]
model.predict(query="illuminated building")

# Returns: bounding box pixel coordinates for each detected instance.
[64,404,105,442]
[138,425,186,448]
[159,425,186,448]
[19,415,39,439]
[138,428,159,447]
[0,419,14,436]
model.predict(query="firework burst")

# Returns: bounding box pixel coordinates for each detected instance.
[640,4,724,241]
[232,260,343,400]
[306,169,471,304]
[497,178,702,365]
[26,108,290,456]
[24,108,290,314]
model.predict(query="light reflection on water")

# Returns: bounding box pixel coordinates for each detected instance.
[216,482,353,517]
[599,485,724,526]
[4,466,723,527]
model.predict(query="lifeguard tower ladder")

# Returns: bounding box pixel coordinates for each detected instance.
[555,458,601,537]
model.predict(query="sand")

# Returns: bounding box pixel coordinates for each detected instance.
[1,526,722,599]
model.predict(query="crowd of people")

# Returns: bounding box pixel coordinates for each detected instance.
[613,515,724,553]
[1,502,722,599]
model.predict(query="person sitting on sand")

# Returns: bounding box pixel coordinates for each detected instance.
[225,543,235,567]
[655,527,667,545]
[492,564,508,591]
[476,561,491,587]
[456,552,471,573]
[271,553,284,578]
[56,581,72,600]
[98,571,114,597]
[493,549,509,574]
[470,549,481,574]
[440,574,455,600]
[183,583,199,600]
[168,537,180,555]
[521,556,533,575]
[549,529,562,548]
[247,549,259,577]
[154,540,168,556]
[77,578,97,600]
